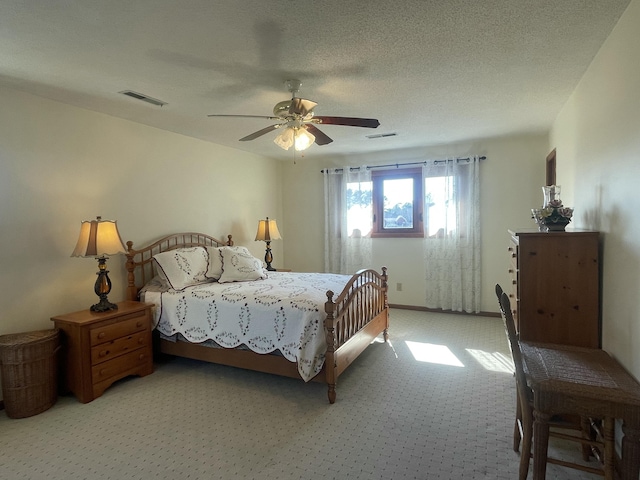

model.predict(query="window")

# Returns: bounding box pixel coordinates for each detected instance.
[343,163,469,239]
[371,168,423,237]
[424,174,455,238]
[345,180,372,238]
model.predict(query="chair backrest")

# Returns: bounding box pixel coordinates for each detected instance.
[499,291,533,406]
[495,283,505,313]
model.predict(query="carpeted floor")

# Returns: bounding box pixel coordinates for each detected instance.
[0,309,601,479]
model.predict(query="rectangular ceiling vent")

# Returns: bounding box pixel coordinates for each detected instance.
[366,132,397,139]
[119,90,167,107]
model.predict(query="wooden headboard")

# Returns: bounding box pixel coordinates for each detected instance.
[124,232,233,301]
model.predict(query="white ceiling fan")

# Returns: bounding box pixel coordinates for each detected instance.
[208,79,380,151]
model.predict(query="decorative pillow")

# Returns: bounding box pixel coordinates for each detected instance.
[218,246,267,283]
[205,246,224,281]
[152,247,210,291]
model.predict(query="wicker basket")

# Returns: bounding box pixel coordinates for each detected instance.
[0,329,60,419]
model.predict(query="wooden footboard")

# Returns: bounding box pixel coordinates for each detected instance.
[324,268,389,403]
[124,232,389,404]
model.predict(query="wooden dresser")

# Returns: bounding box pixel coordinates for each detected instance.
[51,301,153,403]
[507,229,601,347]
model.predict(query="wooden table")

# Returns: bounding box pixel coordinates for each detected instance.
[520,342,640,480]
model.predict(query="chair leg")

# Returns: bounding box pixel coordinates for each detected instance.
[533,410,551,480]
[520,410,533,480]
[514,392,523,452]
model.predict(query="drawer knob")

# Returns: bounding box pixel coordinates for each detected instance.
[138,338,144,345]
[136,321,143,328]
[99,368,107,376]
[99,350,108,358]
[97,332,106,339]
[138,353,145,361]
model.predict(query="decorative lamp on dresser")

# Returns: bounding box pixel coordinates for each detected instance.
[51,301,153,403]
[507,229,601,348]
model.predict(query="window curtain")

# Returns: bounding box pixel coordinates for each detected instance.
[423,157,481,312]
[324,166,372,274]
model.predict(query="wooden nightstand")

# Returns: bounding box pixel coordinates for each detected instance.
[51,301,153,403]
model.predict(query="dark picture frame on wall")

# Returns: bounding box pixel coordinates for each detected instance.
[546,148,556,185]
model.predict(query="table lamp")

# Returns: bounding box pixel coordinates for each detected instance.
[71,216,126,312]
[255,217,282,271]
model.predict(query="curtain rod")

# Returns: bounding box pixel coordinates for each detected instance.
[320,156,486,173]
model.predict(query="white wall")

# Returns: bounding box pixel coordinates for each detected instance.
[281,133,549,313]
[551,0,640,377]
[0,86,282,338]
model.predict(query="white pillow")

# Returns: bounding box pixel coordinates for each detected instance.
[153,247,210,291]
[205,246,224,281]
[218,246,267,283]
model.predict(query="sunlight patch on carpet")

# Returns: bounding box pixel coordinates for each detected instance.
[405,341,464,367]
[466,349,514,373]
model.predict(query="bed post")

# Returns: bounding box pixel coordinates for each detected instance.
[125,241,137,302]
[324,290,337,404]
[382,266,389,342]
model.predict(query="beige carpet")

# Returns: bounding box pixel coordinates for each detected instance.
[0,309,601,479]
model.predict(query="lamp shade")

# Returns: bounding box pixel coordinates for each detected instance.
[294,127,315,151]
[273,126,315,152]
[273,127,295,150]
[71,216,126,257]
[255,217,282,242]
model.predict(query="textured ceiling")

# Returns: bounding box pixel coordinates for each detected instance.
[0,1,631,160]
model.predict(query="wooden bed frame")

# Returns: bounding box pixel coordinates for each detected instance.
[124,232,389,403]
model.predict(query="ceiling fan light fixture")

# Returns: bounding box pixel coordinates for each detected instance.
[274,126,315,151]
[294,127,315,151]
[274,127,295,150]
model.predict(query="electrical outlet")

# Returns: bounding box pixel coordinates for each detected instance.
[396,282,403,291]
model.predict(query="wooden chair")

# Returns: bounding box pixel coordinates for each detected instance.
[495,284,603,479]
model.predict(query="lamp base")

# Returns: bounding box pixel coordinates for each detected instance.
[91,296,118,312]
[91,257,118,312]
[264,241,276,272]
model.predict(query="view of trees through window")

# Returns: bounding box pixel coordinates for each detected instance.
[424,176,454,237]
[382,178,414,229]
[346,174,454,238]
[346,182,372,237]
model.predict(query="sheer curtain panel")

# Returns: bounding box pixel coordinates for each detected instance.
[324,166,372,274]
[423,157,481,312]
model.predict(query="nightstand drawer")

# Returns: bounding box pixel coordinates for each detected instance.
[90,312,149,346]
[91,331,149,365]
[91,348,152,384]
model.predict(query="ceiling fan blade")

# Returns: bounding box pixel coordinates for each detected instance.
[289,98,318,117]
[208,114,280,120]
[239,124,280,141]
[313,116,380,128]
[305,124,333,146]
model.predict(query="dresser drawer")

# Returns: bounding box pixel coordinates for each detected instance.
[91,348,152,384]
[91,331,149,365]
[90,312,149,346]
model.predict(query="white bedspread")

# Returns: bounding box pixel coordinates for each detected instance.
[142,271,351,381]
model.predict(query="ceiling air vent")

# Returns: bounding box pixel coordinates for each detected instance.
[119,90,167,107]
[366,132,397,139]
